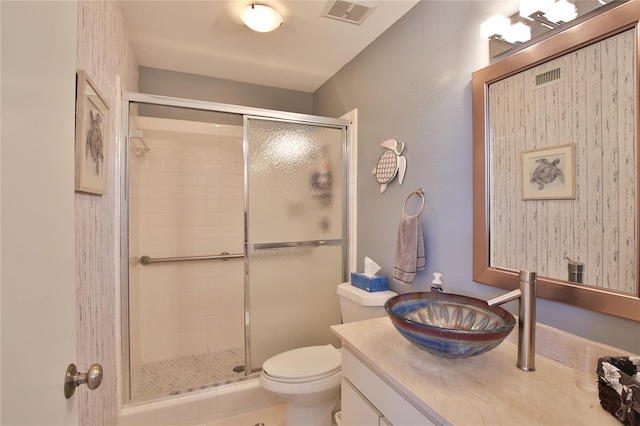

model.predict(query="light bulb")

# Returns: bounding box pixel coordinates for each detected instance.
[504,22,532,43]
[545,0,578,23]
[480,15,511,39]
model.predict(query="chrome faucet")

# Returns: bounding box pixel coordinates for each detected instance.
[486,270,537,372]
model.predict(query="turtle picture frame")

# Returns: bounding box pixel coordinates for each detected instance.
[75,69,109,195]
[521,144,575,200]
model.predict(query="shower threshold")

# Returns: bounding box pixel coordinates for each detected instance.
[130,347,245,403]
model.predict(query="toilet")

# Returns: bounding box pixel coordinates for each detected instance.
[259,282,397,426]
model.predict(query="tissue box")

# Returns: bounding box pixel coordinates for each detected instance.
[350,272,388,292]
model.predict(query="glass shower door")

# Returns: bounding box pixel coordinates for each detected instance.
[125,104,247,402]
[245,117,347,371]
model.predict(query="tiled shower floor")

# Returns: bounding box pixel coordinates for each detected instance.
[131,348,246,403]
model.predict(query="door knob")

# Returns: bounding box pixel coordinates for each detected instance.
[64,363,103,399]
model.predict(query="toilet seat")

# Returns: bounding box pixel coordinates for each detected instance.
[262,344,341,383]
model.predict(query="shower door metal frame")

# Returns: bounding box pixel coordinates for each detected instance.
[119,92,350,406]
[243,114,349,373]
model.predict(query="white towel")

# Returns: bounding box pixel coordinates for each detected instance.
[393,214,426,285]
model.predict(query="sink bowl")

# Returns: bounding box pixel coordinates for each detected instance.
[385,292,516,359]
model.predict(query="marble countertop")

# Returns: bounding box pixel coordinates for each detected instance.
[331,317,620,426]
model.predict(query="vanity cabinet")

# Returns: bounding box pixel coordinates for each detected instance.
[341,347,437,426]
[341,378,384,425]
[333,318,624,425]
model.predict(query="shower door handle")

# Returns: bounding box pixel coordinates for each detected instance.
[64,363,103,398]
[251,239,343,251]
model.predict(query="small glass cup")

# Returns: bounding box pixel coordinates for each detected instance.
[573,343,602,392]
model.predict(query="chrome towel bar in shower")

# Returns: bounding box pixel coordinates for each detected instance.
[139,252,244,265]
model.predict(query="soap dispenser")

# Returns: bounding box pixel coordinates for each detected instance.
[431,272,443,293]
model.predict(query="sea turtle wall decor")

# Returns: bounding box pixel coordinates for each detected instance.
[530,158,565,190]
[373,139,407,193]
[520,144,575,200]
[86,110,104,175]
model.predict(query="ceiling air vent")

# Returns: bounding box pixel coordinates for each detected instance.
[321,0,377,25]
[534,66,564,90]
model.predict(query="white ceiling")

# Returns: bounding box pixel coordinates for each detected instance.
[118,0,421,93]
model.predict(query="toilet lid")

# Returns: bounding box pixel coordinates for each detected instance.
[262,345,341,381]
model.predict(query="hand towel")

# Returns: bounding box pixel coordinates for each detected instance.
[393,214,426,285]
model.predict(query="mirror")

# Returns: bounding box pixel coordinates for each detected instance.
[472,1,640,321]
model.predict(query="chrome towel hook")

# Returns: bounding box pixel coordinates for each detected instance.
[403,188,425,216]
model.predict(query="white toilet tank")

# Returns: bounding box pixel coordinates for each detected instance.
[336,282,397,323]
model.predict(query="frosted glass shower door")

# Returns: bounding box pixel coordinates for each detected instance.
[246,117,346,371]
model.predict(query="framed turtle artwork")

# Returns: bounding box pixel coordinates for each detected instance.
[75,69,109,195]
[521,144,575,200]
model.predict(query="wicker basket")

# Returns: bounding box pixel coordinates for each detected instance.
[597,356,640,426]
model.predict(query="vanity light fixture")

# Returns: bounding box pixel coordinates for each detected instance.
[544,0,579,24]
[519,0,559,28]
[480,0,577,46]
[519,0,577,29]
[502,22,532,44]
[480,14,531,46]
[241,4,283,32]
[480,15,511,40]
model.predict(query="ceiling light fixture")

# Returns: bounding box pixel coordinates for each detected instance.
[241,4,283,33]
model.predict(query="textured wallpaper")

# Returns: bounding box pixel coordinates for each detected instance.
[489,29,636,293]
[76,1,138,424]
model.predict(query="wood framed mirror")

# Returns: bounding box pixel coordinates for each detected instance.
[472,1,640,321]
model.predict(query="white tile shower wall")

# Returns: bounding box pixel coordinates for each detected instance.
[131,117,244,365]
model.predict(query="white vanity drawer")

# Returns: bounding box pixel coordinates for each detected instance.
[342,347,438,426]
[341,377,384,425]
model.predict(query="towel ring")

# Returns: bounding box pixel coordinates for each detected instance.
[403,188,425,216]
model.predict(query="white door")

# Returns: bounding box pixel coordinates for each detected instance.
[1,1,79,424]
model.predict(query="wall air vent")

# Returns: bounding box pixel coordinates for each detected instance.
[534,66,564,90]
[321,0,377,25]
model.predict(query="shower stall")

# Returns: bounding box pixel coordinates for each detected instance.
[120,93,349,405]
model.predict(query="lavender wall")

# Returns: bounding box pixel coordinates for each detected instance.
[314,0,640,354]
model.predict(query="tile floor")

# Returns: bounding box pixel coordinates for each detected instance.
[131,348,245,403]
[203,404,287,426]
[202,405,340,426]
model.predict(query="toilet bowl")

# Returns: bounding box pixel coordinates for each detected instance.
[259,283,397,426]
[259,345,342,426]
